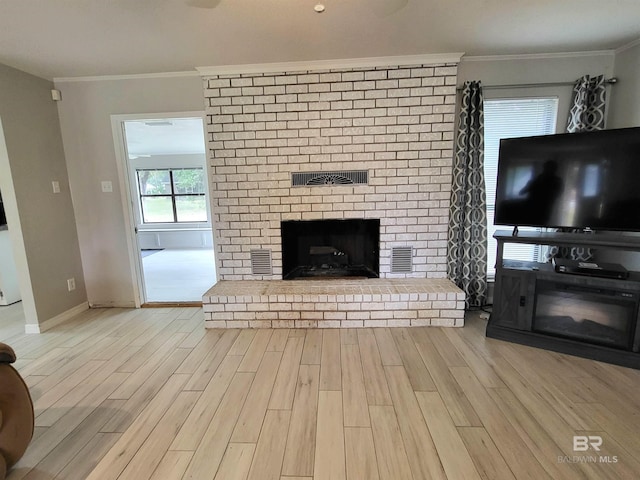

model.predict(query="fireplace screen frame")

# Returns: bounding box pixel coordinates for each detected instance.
[281,218,380,280]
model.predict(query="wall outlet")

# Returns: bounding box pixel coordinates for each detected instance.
[67,278,76,291]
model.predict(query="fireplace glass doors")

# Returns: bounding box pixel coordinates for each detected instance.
[533,280,639,350]
[281,219,380,280]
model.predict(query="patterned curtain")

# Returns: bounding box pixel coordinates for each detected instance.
[447,81,487,309]
[567,75,607,132]
[548,75,607,261]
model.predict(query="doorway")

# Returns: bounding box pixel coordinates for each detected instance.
[115,114,217,304]
[0,118,26,331]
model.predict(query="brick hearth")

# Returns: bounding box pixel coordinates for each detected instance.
[203,278,464,329]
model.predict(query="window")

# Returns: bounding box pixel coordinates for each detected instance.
[137,168,207,223]
[484,98,559,278]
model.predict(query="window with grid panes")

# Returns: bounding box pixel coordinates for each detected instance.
[137,168,207,223]
[484,97,559,278]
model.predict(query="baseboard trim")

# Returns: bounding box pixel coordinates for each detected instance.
[88,301,138,308]
[142,301,202,308]
[24,301,90,334]
[24,323,41,334]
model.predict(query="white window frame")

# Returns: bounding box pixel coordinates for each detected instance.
[484,97,559,279]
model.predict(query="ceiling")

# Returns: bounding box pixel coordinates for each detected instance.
[1,0,639,80]
[124,118,206,157]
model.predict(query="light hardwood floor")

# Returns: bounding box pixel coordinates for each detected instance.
[2,303,640,479]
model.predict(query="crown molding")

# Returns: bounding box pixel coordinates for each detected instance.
[461,50,615,63]
[53,70,199,83]
[616,37,640,54]
[196,53,464,77]
[47,45,638,83]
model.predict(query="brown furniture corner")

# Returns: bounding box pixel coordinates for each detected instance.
[0,342,34,479]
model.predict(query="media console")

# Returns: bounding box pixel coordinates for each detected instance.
[487,230,640,369]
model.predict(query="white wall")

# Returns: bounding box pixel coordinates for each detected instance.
[0,223,21,305]
[55,74,206,307]
[0,63,87,328]
[458,52,616,129]
[458,52,616,85]
[609,40,640,128]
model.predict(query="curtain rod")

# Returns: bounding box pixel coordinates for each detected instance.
[457,77,618,91]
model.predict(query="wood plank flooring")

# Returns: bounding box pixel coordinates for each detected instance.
[2,303,640,479]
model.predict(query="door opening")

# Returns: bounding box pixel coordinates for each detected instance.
[118,115,217,304]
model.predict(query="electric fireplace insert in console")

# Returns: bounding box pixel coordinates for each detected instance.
[533,280,639,350]
[487,230,640,369]
[281,219,380,280]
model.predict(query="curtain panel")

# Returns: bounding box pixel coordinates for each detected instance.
[447,81,488,309]
[567,74,607,133]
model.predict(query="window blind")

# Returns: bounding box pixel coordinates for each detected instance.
[484,97,559,277]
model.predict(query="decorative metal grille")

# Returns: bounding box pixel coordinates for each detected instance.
[292,170,368,187]
[250,249,273,275]
[391,246,413,273]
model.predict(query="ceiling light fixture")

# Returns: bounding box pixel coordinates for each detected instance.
[314,4,325,13]
[144,121,173,127]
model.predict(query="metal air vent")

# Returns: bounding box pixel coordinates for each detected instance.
[292,170,368,187]
[251,249,273,275]
[391,246,413,273]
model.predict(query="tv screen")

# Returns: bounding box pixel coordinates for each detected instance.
[494,127,640,231]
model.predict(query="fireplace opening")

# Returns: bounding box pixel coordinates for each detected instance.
[281,219,380,280]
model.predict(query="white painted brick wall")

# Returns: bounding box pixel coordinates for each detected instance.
[203,63,459,280]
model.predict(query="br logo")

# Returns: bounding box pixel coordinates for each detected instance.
[573,435,603,452]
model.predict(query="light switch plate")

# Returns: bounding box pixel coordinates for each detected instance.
[52,181,60,194]
[101,181,113,193]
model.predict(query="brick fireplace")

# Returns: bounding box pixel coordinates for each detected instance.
[204,61,458,278]
[200,57,466,328]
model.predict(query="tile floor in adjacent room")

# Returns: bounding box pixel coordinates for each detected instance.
[141,248,216,303]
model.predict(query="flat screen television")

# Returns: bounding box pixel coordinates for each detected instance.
[494,126,640,232]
